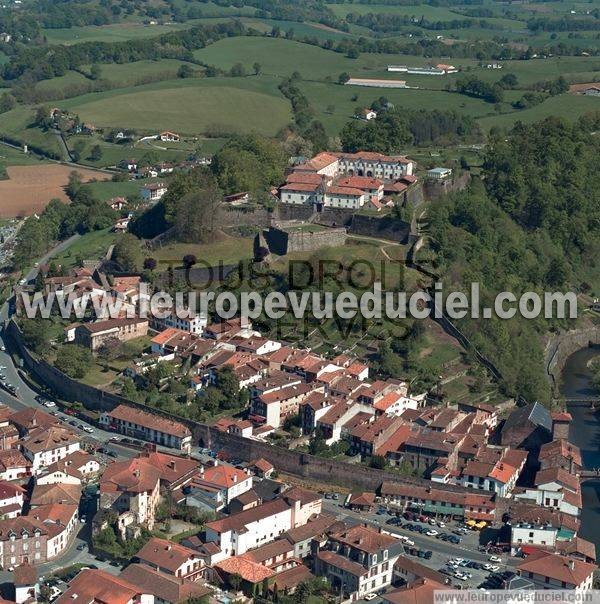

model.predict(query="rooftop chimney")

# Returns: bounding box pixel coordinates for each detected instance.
[569,560,575,570]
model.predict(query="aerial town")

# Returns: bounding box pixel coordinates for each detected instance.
[0,137,596,601]
[1,0,600,601]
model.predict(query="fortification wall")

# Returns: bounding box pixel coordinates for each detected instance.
[423,173,471,200]
[261,227,347,255]
[349,215,411,244]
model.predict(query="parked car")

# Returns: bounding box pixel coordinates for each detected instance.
[489,555,501,563]
[426,529,439,536]
[424,550,433,559]
[364,594,377,601]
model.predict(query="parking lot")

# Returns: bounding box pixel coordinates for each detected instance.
[322,497,515,591]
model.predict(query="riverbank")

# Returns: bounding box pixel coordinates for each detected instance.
[563,347,600,555]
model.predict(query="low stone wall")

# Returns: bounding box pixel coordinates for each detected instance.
[545,327,600,394]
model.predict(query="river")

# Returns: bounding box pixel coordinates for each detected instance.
[562,347,600,552]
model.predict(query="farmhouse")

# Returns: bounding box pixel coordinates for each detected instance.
[358,108,377,121]
[140,182,168,201]
[159,131,180,142]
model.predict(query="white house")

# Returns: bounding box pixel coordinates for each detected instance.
[0,482,25,519]
[204,498,293,562]
[191,464,253,510]
[324,186,366,210]
[32,503,79,559]
[20,426,80,475]
[525,467,582,516]
[427,167,452,180]
[36,451,100,486]
[140,183,167,201]
[279,182,321,205]
[159,131,180,142]
[511,522,558,553]
[358,108,377,121]
[153,310,208,335]
[315,524,402,600]
[204,489,321,562]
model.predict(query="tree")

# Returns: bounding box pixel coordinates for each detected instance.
[113,233,142,272]
[252,62,262,75]
[178,64,194,78]
[211,134,286,195]
[89,145,103,161]
[229,573,243,592]
[230,63,246,77]
[97,337,123,362]
[0,93,16,114]
[35,105,53,129]
[182,254,197,269]
[21,318,50,353]
[338,72,350,84]
[72,140,86,162]
[370,455,387,469]
[90,64,102,80]
[498,73,518,89]
[54,345,92,379]
[143,257,157,271]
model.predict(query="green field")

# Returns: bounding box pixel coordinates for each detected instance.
[153,236,254,267]
[50,227,119,268]
[300,80,498,134]
[0,144,48,170]
[478,93,600,131]
[193,36,361,80]
[58,76,292,136]
[0,107,63,157]
[43,22,195,45]
[87,59,199,84]
[81,178,161,201]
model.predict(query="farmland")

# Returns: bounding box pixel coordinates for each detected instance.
[0,164,111,218]
[58,76,292,136]
[0,0,598,171]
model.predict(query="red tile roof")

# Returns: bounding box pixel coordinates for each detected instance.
[215,555,274,583]
[56,569,144,604]
[100,457,161,494]
[136,537,200,573]
[107,404,191,439]
[280,182,320,192]
[200,464,249,489]
[517,551,596,586]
